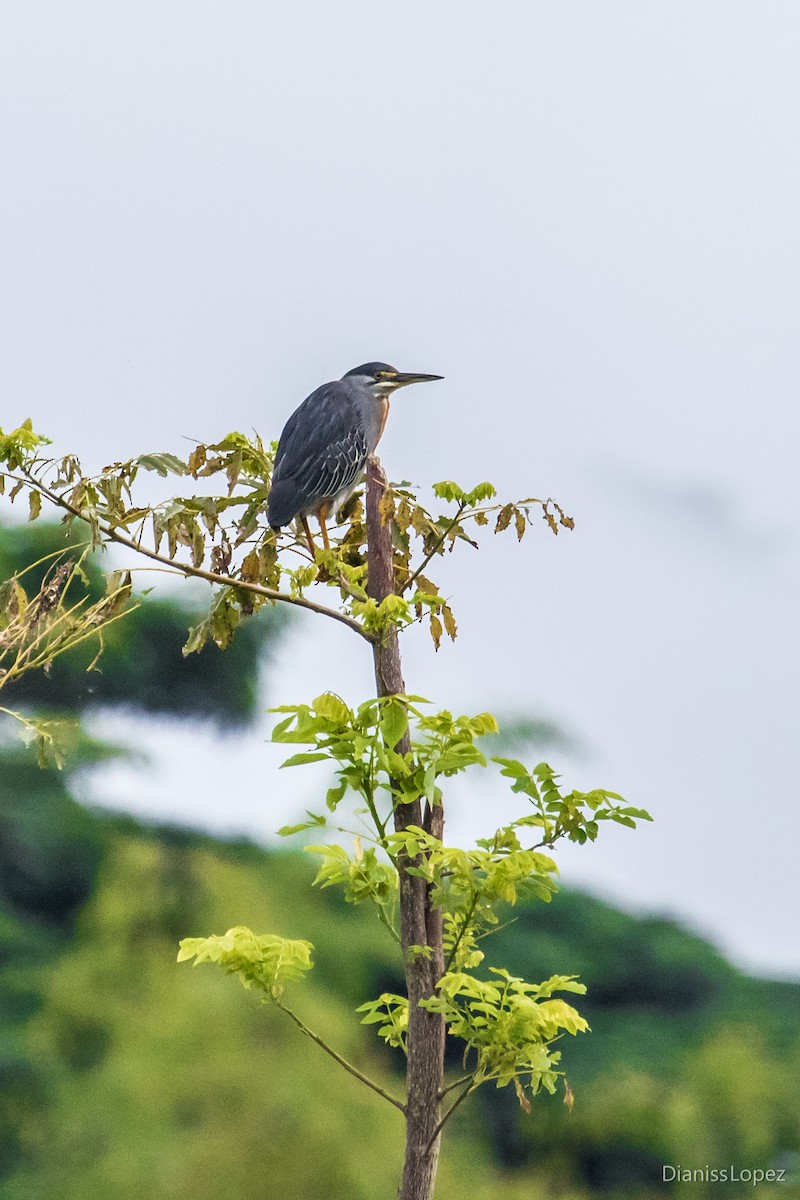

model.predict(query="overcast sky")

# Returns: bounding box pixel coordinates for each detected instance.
[2,2,798,976]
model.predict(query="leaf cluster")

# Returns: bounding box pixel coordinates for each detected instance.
[304,841,398,909]
[177,926,313,1001]
[421,968,587,1103]
[270,693,650,1115]
[492,759,653,846]
[351,958,589,1112]
[0,545,135,764]
[356,993,409,1051]
[0,419,51,472]
[378,479,574,647]
[272,694,498,844]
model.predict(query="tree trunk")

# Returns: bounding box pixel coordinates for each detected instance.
[365,457,445,1200]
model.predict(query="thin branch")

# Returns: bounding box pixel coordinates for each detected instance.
[8,606,135,680]
[0,705,30,722]
[11,470,373,642]
[276,1001,406,1114]
[401,504,467,594]
[377,905,403,948]
[424,1079,477,1154]
[475,915,518,941]
[361,738,390,847]
[403,494,558,596]
[531,829,567,852]
[438,1072,474,1099]
[444,893,479,971]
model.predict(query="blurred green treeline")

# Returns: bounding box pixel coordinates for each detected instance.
[1,524,798,1199]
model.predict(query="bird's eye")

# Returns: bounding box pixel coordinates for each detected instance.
[374,371,386,380]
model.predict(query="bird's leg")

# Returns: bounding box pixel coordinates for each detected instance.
[318,503,331,553]
[300,516,317,556]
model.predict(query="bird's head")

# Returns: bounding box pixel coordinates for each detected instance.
[342,362,443,397]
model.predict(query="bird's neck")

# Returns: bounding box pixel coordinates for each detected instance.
[376,396,390,443]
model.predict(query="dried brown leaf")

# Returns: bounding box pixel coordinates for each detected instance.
[187,445,207,476]
[240,549,261,582]
[379,490,396,527]
[495,504,513,533]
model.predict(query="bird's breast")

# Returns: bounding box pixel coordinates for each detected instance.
[375,397,390,446]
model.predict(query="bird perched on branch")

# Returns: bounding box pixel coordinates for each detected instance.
[267,362,442,553]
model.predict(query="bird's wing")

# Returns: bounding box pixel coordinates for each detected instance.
[268,381,368,527]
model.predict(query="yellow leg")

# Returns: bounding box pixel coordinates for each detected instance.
[318,504,331,553]
[300,516,316,556]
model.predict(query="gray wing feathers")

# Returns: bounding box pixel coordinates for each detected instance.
[267,382,368,528]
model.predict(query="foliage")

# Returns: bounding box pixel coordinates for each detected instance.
[0,540,134,764]
[257,693,650,1115]
[491,758,651,846]
[420,968,587,1097]
[169,689,648,1117]
[270,694,498,839]
[0,539,289,1180]
[178,927,314,1000]
[2,811,799,1200]
[0,418,572,651]
[0,522,286,726]
[1,413,652,1194]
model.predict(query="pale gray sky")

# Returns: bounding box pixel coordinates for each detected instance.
[2,2,798,975]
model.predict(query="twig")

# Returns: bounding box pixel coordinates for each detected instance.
[438,1072,473,1099]
[424,1079,476,1154]
[475,916,518,940]
[402,504,467,595]
[277,1001,406,1114]
[444,893,479,971]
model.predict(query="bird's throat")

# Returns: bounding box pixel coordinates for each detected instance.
[376,396,390,443]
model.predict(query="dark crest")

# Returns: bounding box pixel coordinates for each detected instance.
[342,362,397,378]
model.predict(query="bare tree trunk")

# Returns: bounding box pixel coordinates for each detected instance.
[366,457,445,1200]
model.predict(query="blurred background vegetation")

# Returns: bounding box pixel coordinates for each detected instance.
[1,524,798,1198]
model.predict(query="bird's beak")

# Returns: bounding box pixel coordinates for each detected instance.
[389,372,444,389]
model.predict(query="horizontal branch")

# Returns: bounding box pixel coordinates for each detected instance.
[11,470,372,642]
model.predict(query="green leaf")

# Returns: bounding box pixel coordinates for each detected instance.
[177,926,313,1000]
[313,692,351,725]
[277,812,327,837]
[432,481,466,503]
[492,757,530,778]
[136,451,187,477]
[356,993,409,1050]
[469,712,498,736]
[0,418,51,469]
[279,752,329,768]
[210,431,252,450]
[380,697,408,750]
[182,618,208,656]
[325,780,348,810]
[464,481,497,505]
